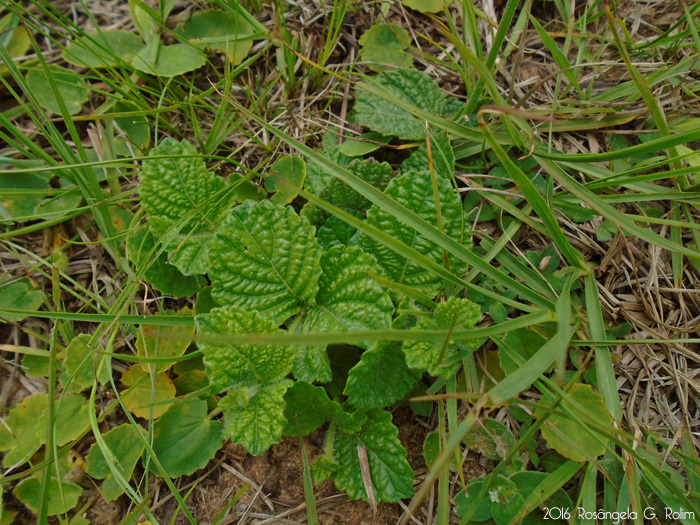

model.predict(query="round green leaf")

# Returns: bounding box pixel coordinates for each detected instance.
[132,43,205,77]
[463,418,516,460]
[151,398,223,477]
[536,383,613,462]
[489,475,525,525]
[264,155,306,205]
[113,101,150,149]
[135,307,195,374]
[0,394,46,468]
[0,279,44,323]
[25,65,88,115]
[401,0,451,13]
[0,172,49,223]
[58,334,110,392]
[180,9,256,65]
[455,479,493,522]
[62,30,144,68]
[358,24,413,72]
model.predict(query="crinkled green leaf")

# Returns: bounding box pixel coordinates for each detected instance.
[58,334,109,392]
[135,307,194,374]
[536,384,613,462]
[13,455,82,516]
[320,159,393,217]
[359,23,413,72]
[317,213,360,249]
[360,170,469,297]
[209,199,322,324]
[62,30,144,68]
[151,398,223,477]
[0,173,49,223]
[196,305,296,390]
[0,279,44,322]
[86,423,144,501]
[127,227,205,297]
[220,380,293,456]
[132,43,206,77]
[25,65,89,115]
[120,365,176,419]
[403,297,481,378]
[345,342,418,410]
[401,129,454,180]
[283,381,359,436]
[295,246,393,383]
[140,138,235,275]
[352,69,446,139]
[331,409,414,503]
[313,452,340,484]
[180,9,257,65]
[264,155,306,205]
[0,394,46,468]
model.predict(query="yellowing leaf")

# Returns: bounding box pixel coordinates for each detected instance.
[136,307,195,373]
[536,384,613,462]
[401,0,451,14]
[120,365,176,419]
[264,155,306,205]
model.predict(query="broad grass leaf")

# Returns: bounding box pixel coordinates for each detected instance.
[264,155,306,205]
[0,394,46,468]
[283,381,358,436]
[150,398,223,477]
[209,199,322,324]
[140,138,236,275]
[132,43,205,77]
[0,279,44,322]
[180,9,258,65]
[25,65,88,115]
[331,409,414,503]
[352,69,446,139]
[136,307,195,374]
[14,455,82,516]
[120,365,176,419]
[86,424,144,501]
[220,380,293,456]
[403,297,481,378]
[196,305,296,390]
[62,30,143,68]
[358,23,412,72]
[536,383,613,462]
[58,334,109,392]
[345,341,418,410]
[360,170,469,297]
[127,227,205,297]
[295,246,393,383]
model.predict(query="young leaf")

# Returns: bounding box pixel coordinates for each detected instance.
[195,305,297,390]
[13,455,82,516]
[360,170,469,297]
[317,213,361,249]
[295,245,394,382]
[401,129,455,180]
[358,23,413,72]
[150,398,223,477]
[120,365,176,419]
[345,341,418,410]
[140,138,235,275]
[127,227,205,297]
[58,334,109,392]
[219,380,293,456]
[283,381,359,436]
[25,65,89,115]
[135,307,195,374]
[330,409,414,503]
[403,297,481,378]
[208,199,322,325]
[535,384,613,462]
[0,394,46,468]
[352,69,446,139]
[62,30,144,68]
[86,424,145,501]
